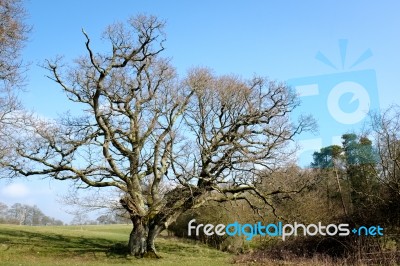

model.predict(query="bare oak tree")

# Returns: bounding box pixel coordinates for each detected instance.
[7,15,314,257]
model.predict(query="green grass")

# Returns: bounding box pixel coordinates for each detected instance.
[0,224,234,266]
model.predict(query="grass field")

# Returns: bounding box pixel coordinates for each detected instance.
[0,224,234,266]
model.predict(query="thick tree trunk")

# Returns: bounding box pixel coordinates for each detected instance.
[128,216,147,257]
[123,192,192,258]
[146,224,164,258]
[128,216,163,258]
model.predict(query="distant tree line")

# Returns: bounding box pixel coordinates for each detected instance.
[0,202,63,226]
[96,213,130,225]
[69,211,130,225]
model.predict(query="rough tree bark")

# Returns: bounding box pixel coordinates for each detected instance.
[129,216,147,257]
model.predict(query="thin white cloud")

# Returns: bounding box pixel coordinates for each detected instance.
[1,183,30,198]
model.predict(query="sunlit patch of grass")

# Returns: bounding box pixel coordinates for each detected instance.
[0,224,233,266]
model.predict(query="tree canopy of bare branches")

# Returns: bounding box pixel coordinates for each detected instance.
[370,105,400,198]
[0,0,29,166]
[5,15,315,257]
[0,0,28,85]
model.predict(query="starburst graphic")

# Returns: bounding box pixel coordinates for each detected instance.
[315,39,373,70]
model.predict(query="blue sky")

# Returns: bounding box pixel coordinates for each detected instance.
[1,1,399,222]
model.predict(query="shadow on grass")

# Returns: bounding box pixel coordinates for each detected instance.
[0,226,228,263]
[0,227,129,259]
[155,236,225,259]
